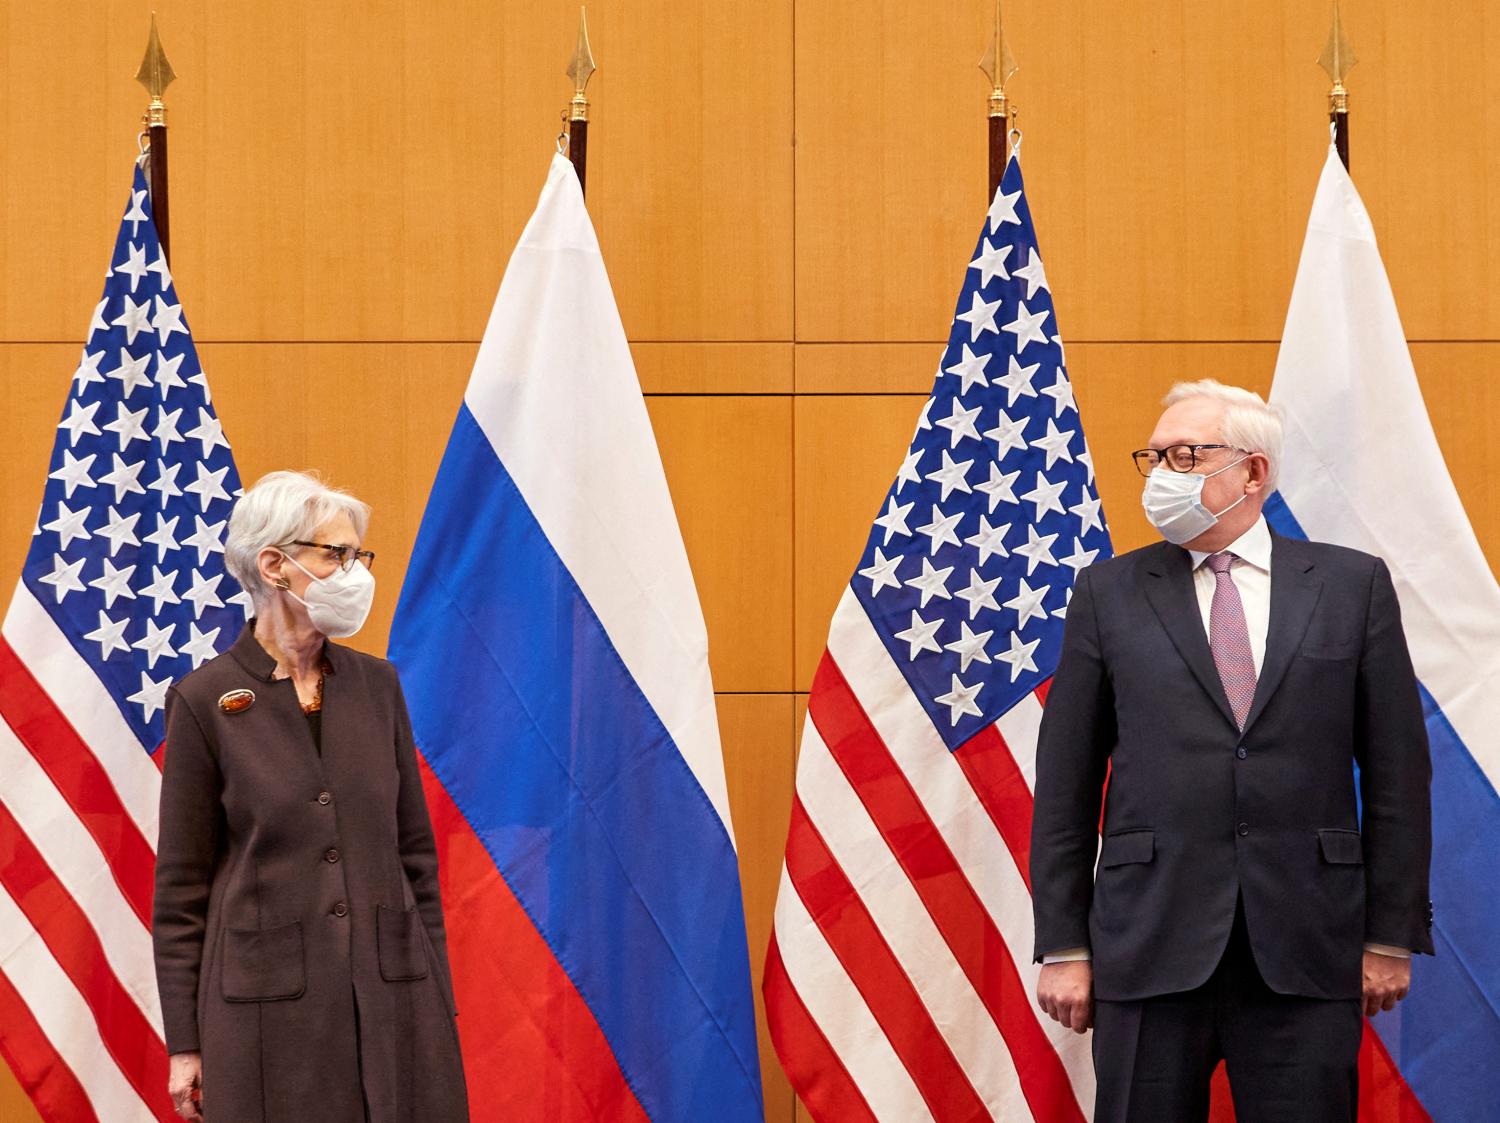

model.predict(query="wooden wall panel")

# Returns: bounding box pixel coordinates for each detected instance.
[2,0,792,344]
[718,693,798,1123]
[647,395,794,692]
[795,0,1500,344]
[0,1061,38,1123]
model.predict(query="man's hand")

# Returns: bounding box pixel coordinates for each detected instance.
[1037,960,1094,1034]
[168,1051,203,1121]
[1363,950,1412,1017]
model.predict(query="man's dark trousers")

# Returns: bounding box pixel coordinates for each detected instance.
[1091,898,1362,1123]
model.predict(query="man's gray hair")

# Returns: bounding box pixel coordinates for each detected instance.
[1163,379,1284,490]
[224,470,371,608]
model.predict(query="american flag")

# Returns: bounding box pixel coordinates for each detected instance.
[764,154,1111,1122]
[0,161,246,1121]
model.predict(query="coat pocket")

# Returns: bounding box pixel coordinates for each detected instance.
[1318,828,1364,865]
[377,905,431,982]
[1100,829,1155,868]
[221,922,306,1002]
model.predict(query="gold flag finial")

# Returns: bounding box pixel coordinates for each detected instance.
[567,8,596,123]
[978,0,1018,120]
[1317,0,1357,112]
[135,12,176,125]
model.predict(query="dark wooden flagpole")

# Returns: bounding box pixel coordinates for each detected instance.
[135,12,176,263]
[567,8,596,198]
[979,0,1018,198]
[1319,0,1355,170]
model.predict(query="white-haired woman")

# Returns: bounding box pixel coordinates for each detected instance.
[152,470,468,1123]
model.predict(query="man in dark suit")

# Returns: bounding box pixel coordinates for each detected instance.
[1030,380,1432,1122]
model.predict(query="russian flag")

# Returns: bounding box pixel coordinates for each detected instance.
[388,154,764,1121]
[1266,144,1500,1121]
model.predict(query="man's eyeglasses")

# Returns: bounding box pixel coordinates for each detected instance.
[282,540,376,572]
[1130,444,1249,477]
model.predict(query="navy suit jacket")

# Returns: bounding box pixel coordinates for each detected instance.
[1029,531,1433,1002]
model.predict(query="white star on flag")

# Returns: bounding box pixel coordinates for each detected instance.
[1004,577,1051,629]
[858,547,903,596]
[934,673,984,725]
[1020,471,1067,519]
[955,291,1002,341]
[113,243,149,292]
[1001,300,1051,353]
[968,238,1012,287]
[934,400,983,447]
[48,450,98,498]
[924,452,975,502]
[126,669,171,720]
[1014,248,1050,299]
[1013,525,1060,574]
[943,622,993,673]
[996,354,1041,406]
[905,558,954,607]
[1031,418,1077,470]
[916,504,964,554]
[954,569,1002,619]
[872,497,914,545]
[975,463,1021,511]
[893,611,943,660]
[943,344,992,394]
[110,295,154,346]
[983,411,1029,460]
[964,516,1012,564]
[986,186,1021,232]
[995,631,1041,681]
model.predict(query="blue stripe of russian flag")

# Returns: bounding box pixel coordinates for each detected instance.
[1266,492,1500,1122]
[391,405,764,1120]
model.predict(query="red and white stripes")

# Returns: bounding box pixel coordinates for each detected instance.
[0,583,173,1123]
[767,587,1094,1122]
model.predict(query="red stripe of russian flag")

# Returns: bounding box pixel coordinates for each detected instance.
[417,756,651,1122]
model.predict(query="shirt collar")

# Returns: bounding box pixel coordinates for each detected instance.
[1189,514,1272,572]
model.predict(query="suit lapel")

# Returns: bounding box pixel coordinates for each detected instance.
[1240,533,1322,735]
[1142,542,1238,729]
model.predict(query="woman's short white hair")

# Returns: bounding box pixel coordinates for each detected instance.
[225,470,371,607]
[1163,379,1284,490]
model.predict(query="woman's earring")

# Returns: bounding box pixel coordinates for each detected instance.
[273,577,291,590]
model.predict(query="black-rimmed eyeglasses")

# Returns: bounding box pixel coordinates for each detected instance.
[1130,444,1249,477]
[281,540,376,572]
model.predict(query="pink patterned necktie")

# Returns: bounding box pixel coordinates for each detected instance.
[1207,551,1257,729]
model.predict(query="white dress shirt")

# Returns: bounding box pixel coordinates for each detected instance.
[1042,516,1411,964]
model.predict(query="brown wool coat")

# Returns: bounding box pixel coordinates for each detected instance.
[152,624,469,1123]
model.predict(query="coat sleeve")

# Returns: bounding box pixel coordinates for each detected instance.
[152,688,223,1055]
[1029,564,1115,961]
[1355,558,1434,954]
[389,664,458,1013]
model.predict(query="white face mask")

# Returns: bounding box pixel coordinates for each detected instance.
[279,551,376,638]
[1140,456,1249,546]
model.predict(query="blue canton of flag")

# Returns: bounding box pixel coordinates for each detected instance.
[21,162,248,752]
[852,156,1112,749]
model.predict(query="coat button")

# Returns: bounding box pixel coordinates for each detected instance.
[325,848,340,863]
[332,901,348,917]
[1237,822,1250,837]
[318,791,332,805]
[1236,746,1248,760]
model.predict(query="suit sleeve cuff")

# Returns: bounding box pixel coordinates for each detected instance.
[1041,947,1092,964]
[1364,942,1413,959]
